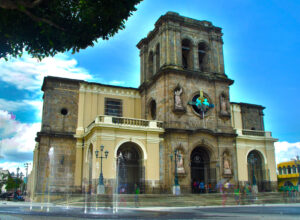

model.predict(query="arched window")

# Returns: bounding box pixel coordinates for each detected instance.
[149,99,156,120]
[292,165,296,174]
[279,167,282,175]
[155,43,160,73]
[148,51,154,79]
[182,39,192,69]
[198,42,207,71]
[283,166,286,174]
[287,165,291,174]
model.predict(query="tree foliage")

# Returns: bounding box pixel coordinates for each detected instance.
[0,0,142,60]
[5,174,23,191]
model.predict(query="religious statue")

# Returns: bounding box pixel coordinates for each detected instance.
[174,87,184,110]
[176,151,185,174]
[220,94,229,115]
[223,152,232,175]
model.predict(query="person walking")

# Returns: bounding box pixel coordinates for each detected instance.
[134,184,140,208]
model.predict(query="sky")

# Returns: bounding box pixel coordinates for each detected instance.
[0,0,300,175]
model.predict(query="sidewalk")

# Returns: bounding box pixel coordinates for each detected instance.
[31,192,300,208]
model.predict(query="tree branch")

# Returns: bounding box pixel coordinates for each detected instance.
[0,0,44,9]
[18,7,65,31]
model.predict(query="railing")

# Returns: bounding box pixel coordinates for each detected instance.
[89,115,164,129]
[242,129,266,136]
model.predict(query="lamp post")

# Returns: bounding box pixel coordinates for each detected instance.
[294,156,300,191]
[24,163,31,196]
[95,145,109,194]
[169,149,181,195]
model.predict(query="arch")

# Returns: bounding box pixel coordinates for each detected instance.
[149,99,157,120]
[190,139,217,162]
[246,148,267,165]
[247,150,266,192]
[292,165,297,174]
[190,145,216,193]
[197,41,209,71]
[114,139,147,160]
[181,38,193,69]
[148,51,154,79]
[284,181,294,186]
[155,43,160,72]
[278,167,282,175]
[116,142,145,194]
[287,165,292,174]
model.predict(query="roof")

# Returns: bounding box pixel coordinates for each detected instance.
[41,76,138,91]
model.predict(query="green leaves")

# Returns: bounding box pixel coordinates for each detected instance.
[0,0,143,60]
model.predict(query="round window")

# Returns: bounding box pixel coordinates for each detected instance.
[189,93,214,118]
[60,108,68,116]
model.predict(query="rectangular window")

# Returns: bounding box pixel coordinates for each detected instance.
[105,98,122,117]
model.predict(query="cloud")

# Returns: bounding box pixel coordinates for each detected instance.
[109,80,125,86]
[274,141,300,164]
[0,110,40,170]
[0,54,93,91]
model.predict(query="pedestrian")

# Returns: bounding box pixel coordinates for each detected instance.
[134,184,140,207]
[199,181,205,193]
[234,186,240,205]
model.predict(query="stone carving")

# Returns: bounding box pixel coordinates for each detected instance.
[174,87,183,109]
[176,150,185,174]
[223,152,232,175]
[220,93,230,116]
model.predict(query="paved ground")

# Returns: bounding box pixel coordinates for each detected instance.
[1,202,300,219]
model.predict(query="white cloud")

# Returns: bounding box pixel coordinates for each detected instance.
[0,54,93,91]
[0,110,40,170]
[0,98,43,121]
[109,80,125,86]
[275,141,300,164]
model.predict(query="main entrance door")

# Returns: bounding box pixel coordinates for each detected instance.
[117,142,144,194]
[190,147,215,193]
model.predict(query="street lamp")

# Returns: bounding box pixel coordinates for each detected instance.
[24,163,31,196]
[95,145,109,194]
[169,149,181,195]
[294,156,300,191]
[248,153,257,186]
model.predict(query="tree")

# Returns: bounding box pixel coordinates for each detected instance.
[0,0,142,60]
[5,174,22,192]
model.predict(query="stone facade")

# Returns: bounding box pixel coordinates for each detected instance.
[31,12,278,196]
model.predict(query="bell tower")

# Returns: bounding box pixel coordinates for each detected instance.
[137,11,226,85]
[137,12,236,192]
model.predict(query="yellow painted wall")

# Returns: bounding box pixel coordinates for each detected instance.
[77,83,142,135]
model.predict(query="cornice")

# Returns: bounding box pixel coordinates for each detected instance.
[164,127,237,137]
[139,66,234,92]
[79,83,141,99]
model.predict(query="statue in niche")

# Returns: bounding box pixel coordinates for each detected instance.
[220,94,230,115]
[176,150,185,174]
[223,152,232,175]
[174,87,184,110]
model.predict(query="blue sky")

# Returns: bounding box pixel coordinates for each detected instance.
[0,0,300,173]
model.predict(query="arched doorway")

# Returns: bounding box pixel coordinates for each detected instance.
[190,147,214,193]
[117,142,144,194]
[247,150,265,192]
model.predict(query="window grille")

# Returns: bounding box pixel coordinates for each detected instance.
[105,98,122,117]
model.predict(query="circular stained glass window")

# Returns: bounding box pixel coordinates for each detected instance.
[191,94,213,117]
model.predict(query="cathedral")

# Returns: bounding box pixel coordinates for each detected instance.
[30,12,278,196]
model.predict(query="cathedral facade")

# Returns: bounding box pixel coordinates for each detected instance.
[31,12,278,196]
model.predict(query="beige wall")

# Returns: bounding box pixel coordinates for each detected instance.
[74,117,163,191]
[76,83,142,136]
[231,103,277,184]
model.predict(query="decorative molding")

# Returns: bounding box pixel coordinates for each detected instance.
[79,83,140,98]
